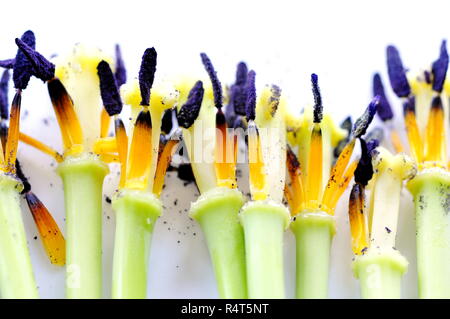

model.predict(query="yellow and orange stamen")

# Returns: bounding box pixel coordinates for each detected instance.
[15,159,66,266]
[14,37,120,163]
[324,98,378,214]
[200,52,238,190]
[289,93,378,216]
[386,43,449,170]
[244,70,269,201]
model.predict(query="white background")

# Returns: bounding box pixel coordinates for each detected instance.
[0,0,448,298]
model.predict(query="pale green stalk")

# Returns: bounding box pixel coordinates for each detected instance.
[290,211,335,299]
[0,174,38,298]
[408,168,450,298]
[57,154,108,299]
[190,187,247,299]
[353,248,407,299]
[111,189,161,299]
[240,200,290,299]
[351,148,413,299]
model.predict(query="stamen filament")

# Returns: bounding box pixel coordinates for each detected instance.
[349,183,368,255]
[4,91,22,173]
[248,122,266,200]
[47,79,83,153]
[305,124,323,206]
[153,139,179,196]
[19,132,63,162]
[327,160,359,212]
[322,139,356,208]
[125,109,152,190]
[404,107,423,163]
[114,118,128,188]
[424,95,446,164]
[215,110,236,188]
[286,146,305,213]
[100,108,111,138]
[390,129,405,153]
[25,192,66,266]
[93,137,117,155]
[99,153,120,163]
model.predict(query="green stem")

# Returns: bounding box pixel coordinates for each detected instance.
[57,154,108,299]
[111,189,161,299]
[353,248,407,299]
[190,187,247,299]
[0,174,38,298]
[290,211,335,299]
[407,168,450,298]
[240,200,290,299]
